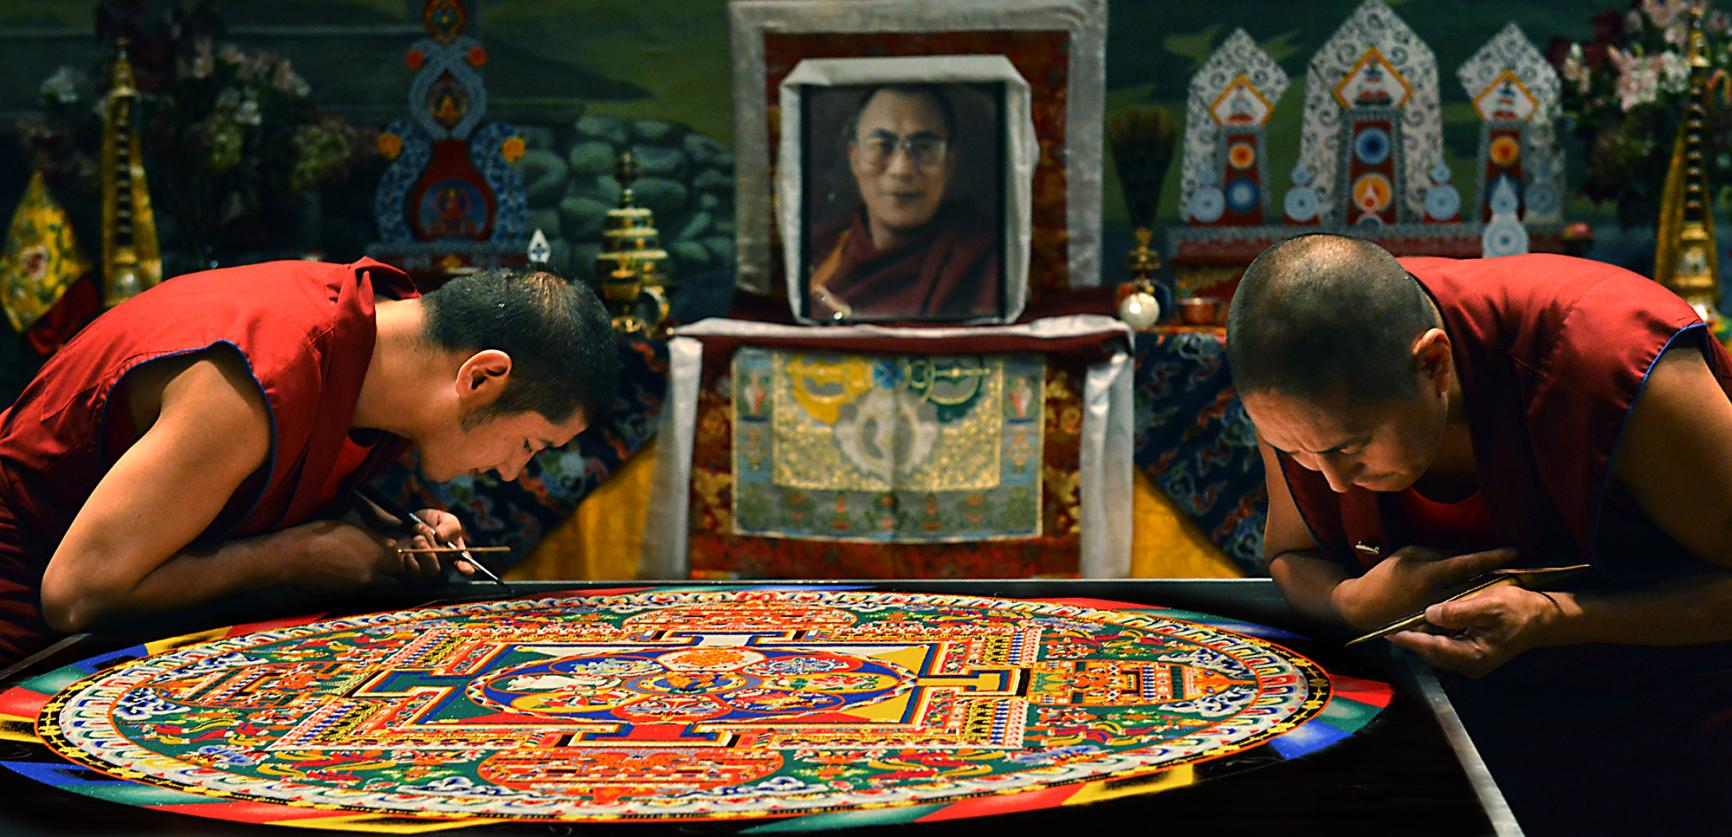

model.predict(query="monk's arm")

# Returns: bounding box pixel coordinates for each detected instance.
[1544,344,1732,647]
[1399,345,1732,673]
[1258,436,1519,631]
[1256,438,1350,623]
[38,351,397,633]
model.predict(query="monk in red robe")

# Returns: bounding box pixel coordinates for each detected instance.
[0,259,618,664]
[1226,234,1732,833]
[807,85,1000,322]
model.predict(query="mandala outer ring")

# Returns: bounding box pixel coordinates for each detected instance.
[33,590,1346,824]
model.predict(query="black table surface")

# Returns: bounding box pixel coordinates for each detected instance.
[0,579,1520,836]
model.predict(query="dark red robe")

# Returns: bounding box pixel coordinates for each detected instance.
[807,201,1000,321]
[1279,254,1732,580]
[1272,254,1732,832]
[0,258,418,662]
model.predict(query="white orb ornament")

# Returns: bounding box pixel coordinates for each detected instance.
[1118,289,1162,330]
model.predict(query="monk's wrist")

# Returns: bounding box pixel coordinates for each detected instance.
[1327,576,1365,628]
[1522,589,1584,648]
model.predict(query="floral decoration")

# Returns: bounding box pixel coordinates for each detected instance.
[1549,0,1732,228]
[17,0,375,268]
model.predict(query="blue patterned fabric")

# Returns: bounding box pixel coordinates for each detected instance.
[370,337,668,561]
[1131,331,1267,575]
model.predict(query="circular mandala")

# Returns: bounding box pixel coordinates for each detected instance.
[1524,181,1561,216]
[1483,219,1530,257]
[1424,186,1461,221]
[28,590,1365,825]
[1225,178,1259,213]
[1284,187,1320,221]
[1188,187,1226,223]
[1227,141,1256,170]
[1351,173,1393,213]
[1488,135,1522,168]
[1353,127,1391,165]
[1430,161,1453,184]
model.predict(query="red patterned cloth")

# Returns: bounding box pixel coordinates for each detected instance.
[683,323,1125,579]
[688,359,1086,579]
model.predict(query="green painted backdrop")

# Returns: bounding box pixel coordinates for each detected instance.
[0,0,1611,232]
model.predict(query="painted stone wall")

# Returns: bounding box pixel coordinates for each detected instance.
[517,115,734,287]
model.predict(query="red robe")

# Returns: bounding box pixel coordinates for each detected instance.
[807,201,1000,321]
[0,258,418,662]
[1275,254,1732,831]
[1279,254,1732,580]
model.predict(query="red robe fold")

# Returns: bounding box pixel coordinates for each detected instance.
[1279,254,1732,580]
[807,201,1000,321]
[0,257,419,662]
[1274,255,1732,831]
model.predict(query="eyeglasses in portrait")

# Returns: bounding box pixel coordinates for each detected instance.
[798,81,1008,323]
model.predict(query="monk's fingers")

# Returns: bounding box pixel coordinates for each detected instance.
[1424,595,1504,631]
[1388,629,1503,678]
[418,508,467,545]
[1424,547,1518,586]
[398,549,440,580]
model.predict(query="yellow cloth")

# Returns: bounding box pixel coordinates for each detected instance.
[510,438,660,581]
[1128,468,1245,578]
[0,171,91,333]
[517,439,1246,580]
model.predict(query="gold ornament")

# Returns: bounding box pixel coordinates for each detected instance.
[1118,227,1163,330]
[593,151,674,336]
[1654,5,1719,310]
[100,38,162,308]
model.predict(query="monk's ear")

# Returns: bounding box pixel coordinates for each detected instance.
[1411,328,1453,398]
[455,349,513,407]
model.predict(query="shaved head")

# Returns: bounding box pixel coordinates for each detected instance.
[1225,234,1440,403]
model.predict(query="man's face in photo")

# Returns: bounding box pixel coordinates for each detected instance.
[847,88,956,248]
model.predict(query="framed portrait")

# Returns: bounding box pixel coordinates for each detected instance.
[729,0,1107,303]
[778,56,1035,324]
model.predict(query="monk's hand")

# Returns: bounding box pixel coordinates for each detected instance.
[1330,545,1518,630]
[293,520,405,588]
[412,507,476,577]
[1388,583,1564,677]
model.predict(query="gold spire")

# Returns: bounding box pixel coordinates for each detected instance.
[593,151,672,336]
[1654,4,1719,310]
[100,37,162,307]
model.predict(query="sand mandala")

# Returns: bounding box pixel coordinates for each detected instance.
[0,587,1391,831]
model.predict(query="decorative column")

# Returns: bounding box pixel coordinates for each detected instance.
[100,38,162,306]
[1654,5,1719,310]
[369,0,528,283]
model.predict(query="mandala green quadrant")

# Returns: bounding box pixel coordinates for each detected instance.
[9,589,1391,829]
[733,348,1045,541]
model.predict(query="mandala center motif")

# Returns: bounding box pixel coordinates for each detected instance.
[475,646,906,722]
